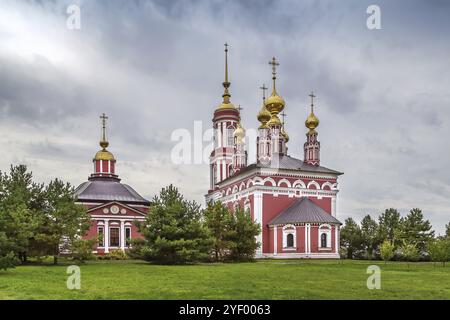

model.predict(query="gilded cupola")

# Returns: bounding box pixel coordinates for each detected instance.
[257,84,271,128]
[305,92,319,132]
[94,113,115,161]
[264,57,285,117]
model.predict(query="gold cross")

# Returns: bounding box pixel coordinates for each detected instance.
[268,57,279,77]
[100,113,108,141]
[259,84,268,100]
[309,91,315,106]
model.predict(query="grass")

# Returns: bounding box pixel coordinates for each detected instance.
[0,259,449,300]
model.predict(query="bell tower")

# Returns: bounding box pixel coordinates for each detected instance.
[209,44,240,190]
[304,92,321,166]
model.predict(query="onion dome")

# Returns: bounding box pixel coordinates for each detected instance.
[233,121,245,143]
[94,114,116,161]
[265,57,285,119]
[257,104,271,128]
[94,148,115,161]
[305,92,319,132]
[267,114,282,127]
[281,125,289,142]
[265,93,285,114]
[305,111,319,131]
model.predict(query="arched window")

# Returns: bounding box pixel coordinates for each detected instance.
[227,127,234,146]
[321,233,327,248]
[286,233,294,248]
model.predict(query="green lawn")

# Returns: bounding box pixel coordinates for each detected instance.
[0,259,448,300]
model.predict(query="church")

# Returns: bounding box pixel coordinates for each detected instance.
[74,114,150,254]
[206,45,343,258]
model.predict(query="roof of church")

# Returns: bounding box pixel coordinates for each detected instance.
[218,155,342,187]
[74,177,150,206]
[258,155,342,174]
[268,197,342,226]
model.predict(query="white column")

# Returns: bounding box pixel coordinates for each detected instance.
[104,219,109,253]
[306,223,310,254]
[335,225,339,254]
[304,225,307,253]
[273,226,277,255]
[254,191,263,255]
[120,220,125,250]
[331,197,337,216]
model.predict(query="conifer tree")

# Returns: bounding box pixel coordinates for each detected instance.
[204,201,233,262]
[397,208,434,253]
[226,206,260,262]
[136,185,213,264]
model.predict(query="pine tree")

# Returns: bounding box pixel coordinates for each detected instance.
[360,214,380,259]
[378,208,401,247]
[340,218,363,259]
[204,201,233,262]
[226,207,260,262]
[0,165,43,268]
[445,223,450,239]
[397,208,434,253]
[136,185,213,264]
[31,179,91,265]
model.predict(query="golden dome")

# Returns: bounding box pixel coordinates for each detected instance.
[305,111,319,131]
[217,101,236,110]
[281,126,289,142]
[234,122,245,141]
[267,114,282,127]
[257,104,271,127]
[265,93,285,115]
[94,149,115,161]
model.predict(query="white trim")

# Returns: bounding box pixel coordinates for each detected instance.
[273,225,277,255]
[307,180,321,189]
[282,224,296,249]
[318,224,332,248]
[277,178,292,188]
[254,191,263,255]
[104,219,109,253]
[120,220,125,250]
[260,253,340,259]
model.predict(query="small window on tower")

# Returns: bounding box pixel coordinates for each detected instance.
[227,127,234,146]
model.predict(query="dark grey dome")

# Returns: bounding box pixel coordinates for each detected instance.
[74,177,150,205]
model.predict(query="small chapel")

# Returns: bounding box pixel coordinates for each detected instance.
[206,45,343,258]
[74,114,150,254]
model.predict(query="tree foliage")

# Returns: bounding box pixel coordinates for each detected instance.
[428,238,450,266]
[397,208,434,253]
[135,185,213,264]
[380,240,395,263]
[340,218,363,259]
[226,206,260,262]
[0,165,90,268]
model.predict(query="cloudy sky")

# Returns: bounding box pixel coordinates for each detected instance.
[0,0,449,233]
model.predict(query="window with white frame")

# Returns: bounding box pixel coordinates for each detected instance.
[318,224,332,248]
[282,225,296,248]
[97,226,104,247]
[125,227,131,247]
